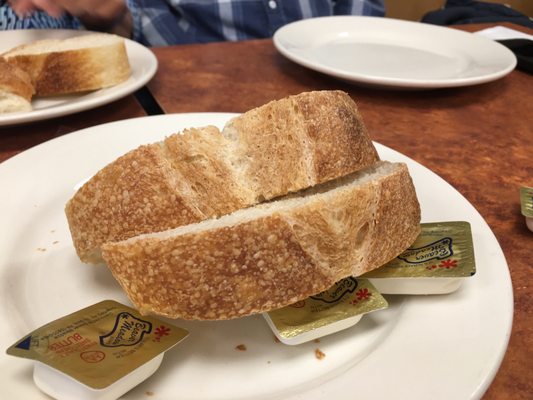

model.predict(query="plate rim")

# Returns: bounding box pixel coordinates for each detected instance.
[0,29,158,126]
[273,16,517,89]
[0,112,514,400]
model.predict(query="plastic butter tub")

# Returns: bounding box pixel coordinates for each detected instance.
[520,186,533,232]
[365,276,464,295]
[6,300,189,400]
[264,278,387,345]
[33,354,163,400]
[362,221,476,295]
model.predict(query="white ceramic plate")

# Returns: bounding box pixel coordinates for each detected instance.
[0,114,513,400]
[273,16,517,89]
[0,29,157,126]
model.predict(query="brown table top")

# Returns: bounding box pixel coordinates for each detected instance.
[1,22,531,399]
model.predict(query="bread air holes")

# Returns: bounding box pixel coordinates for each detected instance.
[354,222,369,249]
[286,134,296,143]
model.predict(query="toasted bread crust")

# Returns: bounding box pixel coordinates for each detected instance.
[65,144,205,263]
[301,91,378,182]
[101,163,421,320]
[3,34,131,96]
[0,58,34,103]
[65,126,251,263]
[162,126,253,216]
[224,90,379,199]
[66,91,380,263]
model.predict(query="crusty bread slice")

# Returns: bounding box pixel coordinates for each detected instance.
[66,126,253,264]
[2,33,131,96]
[223,90,378,200]
[101,161,421,320]
[66,91,380,264]
[0,58,34,114]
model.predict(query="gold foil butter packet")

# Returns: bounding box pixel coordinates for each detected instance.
[520,186,533,218]
[6,300,189,390]
[263,278,387,345]
[363,221,475,278]
[520,187,533,232]
[362,221,476,295]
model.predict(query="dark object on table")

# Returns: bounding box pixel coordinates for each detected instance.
[421,0,533,29]
[497,39,533,74]
[422,0,533,73]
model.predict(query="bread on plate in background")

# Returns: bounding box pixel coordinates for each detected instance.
[0,33,131,114]
[0,58,34,114]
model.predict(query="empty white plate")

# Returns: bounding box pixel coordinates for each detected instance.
[273,16,517,89]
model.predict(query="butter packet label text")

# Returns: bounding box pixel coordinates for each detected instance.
[266,278,387,341]
[363,221,475,278]
[6,300,188,389]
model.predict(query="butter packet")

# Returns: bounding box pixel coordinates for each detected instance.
[362,221,475,294]
[263,278,387,345]
[520,186,533,232]
[6,300,188,400]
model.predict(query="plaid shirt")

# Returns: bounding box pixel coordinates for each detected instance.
[128,0,385,46]
[0,1,80,30]
[1,0,384,46]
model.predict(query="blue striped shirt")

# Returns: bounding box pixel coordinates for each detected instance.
[128,0,385,46]
[1,0,385,47]
[0,1,80,30]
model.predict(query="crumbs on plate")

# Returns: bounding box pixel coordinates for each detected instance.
[235,344,247,351]
[315,348,326,360]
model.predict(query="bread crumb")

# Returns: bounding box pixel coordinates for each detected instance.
[145,391,154,396]
[36,248,46,252]
[235,344,247,351]
[52,241,59,245]
[315,348,326,360]
[314,339,320,343]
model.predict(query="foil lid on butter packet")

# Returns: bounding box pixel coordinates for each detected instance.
[363,221,476,279]
[264,278,387,345]
[6,300,188,390]
[520,187,533,232]
[361,222,476,295]
[520,186,533,217]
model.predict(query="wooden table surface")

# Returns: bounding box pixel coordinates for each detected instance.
[1,22,531,400]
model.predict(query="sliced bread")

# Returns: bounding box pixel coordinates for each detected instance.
[101,161,421,320]
[65,91,380,263]
[2,33,131,96]
[0,58,34,114]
